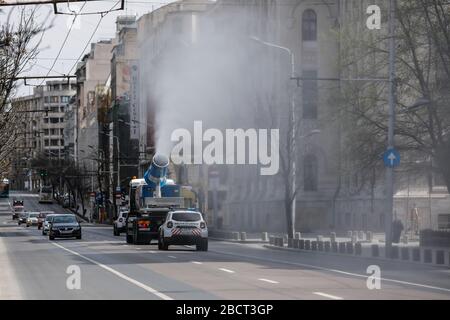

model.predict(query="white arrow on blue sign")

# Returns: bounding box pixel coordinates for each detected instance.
[383,148,401,168]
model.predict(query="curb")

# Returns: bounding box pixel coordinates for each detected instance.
[263,244,450,269]
[209,237,268,244]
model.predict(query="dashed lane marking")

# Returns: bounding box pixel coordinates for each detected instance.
[51,242,172,300]
[313,292,343,300]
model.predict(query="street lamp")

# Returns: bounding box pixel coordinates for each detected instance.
[250,35,298,238]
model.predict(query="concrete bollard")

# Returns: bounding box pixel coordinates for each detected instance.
[424,249,432,263]
[288,238,294,248]
[436,250,445,265]
[347,231,353,238]
[324,241,331,252]
[412,248,421,261]
[401,247,409,260]
[355,242,362,255]
[240,232,247,241]
[358,231,365,241]
[299,239,305,250]
[261,232,269,242]
[339,242,346,254]
[366,231,373,242]
[305,240,311,250]
[371,244,379,257]
[390,246,399,259]
[346,242,354,254]
[295,232,302,239]
[332,241,338,253]
[318,241,324,251]
[269,236,275,245]
[311,241,318,251]
[232,232,240,241]
[317,235,323,242]
[330,232,336,243]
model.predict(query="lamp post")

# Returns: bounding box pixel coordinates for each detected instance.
[250,36,297,238]
[385,0,397,258]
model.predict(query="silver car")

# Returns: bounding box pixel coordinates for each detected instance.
[26,212,40,227]
[42,214,57,235]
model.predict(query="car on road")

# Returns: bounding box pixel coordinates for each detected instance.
[18,211,29,225]
[26,212,40,227]
[113,208,128,236]
[48,214,81,240]
[12,204,24,220]
[42,214,57,235]
[38,211,54,230]
[158,210,208,251]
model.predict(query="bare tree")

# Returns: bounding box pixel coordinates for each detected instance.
[337,0,450,196]
[0,7,51,172]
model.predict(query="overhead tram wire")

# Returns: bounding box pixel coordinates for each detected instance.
[36,1,88,87]
[67,0,121,75]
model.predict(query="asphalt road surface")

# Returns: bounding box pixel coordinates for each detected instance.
[1,192,450,300]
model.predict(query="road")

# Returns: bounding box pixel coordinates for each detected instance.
[1,192,450,300]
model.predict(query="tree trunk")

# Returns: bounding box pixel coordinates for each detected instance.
[285,198,294,239]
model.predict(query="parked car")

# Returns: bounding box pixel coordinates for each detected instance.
[48,214,82,240]
[26,212,40,227]
[38,211,54,230]
[42,214,58,235]
[113,208,128,236]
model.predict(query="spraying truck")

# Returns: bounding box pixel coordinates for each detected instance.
[125,154,200,245]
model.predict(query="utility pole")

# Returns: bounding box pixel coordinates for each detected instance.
[385,0,397,258]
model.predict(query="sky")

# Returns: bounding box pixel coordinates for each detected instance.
[1,0,177,96]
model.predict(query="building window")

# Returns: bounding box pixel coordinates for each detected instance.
[43,129,49,136]
[302,70,318,119]
[43,118,49,124]
[50,96,59,103]
[44,140,49,146]
[61,96,70,103]
[44,96,49,103]
[50,139,58,146]
[50,118,59,124]
[304,154,318,191]
[302,9,317,41]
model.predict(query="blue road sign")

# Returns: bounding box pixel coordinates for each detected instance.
[383,148,401,168]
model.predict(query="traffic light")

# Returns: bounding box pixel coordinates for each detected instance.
[39,170,48,177]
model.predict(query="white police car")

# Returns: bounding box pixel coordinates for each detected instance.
[158,210,208,251]
[113,207,128,236]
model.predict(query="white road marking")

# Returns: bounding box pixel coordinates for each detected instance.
[219,268,235,274]
[51,242,172,300]
[136,248,142,250]
[147,250,157,254]
[212,249,450,294]
[258,278,279,284]
[192,261,203,265]
[168,255,177,259]
[313,292,343,300]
